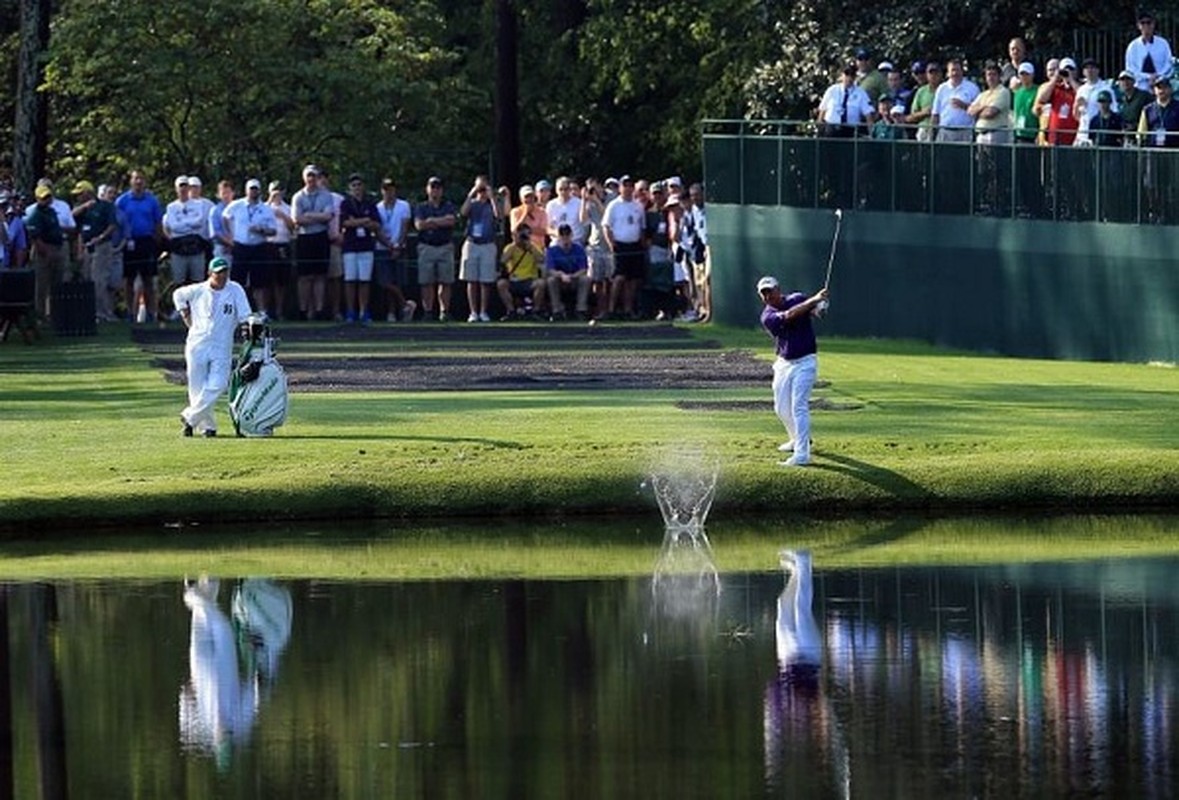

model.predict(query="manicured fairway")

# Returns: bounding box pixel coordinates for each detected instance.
[0,323,1175,531]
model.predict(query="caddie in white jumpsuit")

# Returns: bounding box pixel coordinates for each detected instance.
[173,257,252,436]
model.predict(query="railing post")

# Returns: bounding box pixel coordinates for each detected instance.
[777,123,783,207]
[738,121,745,206]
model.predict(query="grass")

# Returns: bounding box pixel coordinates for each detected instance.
[0,322,1176,534]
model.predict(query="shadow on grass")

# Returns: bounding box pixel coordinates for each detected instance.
[274,433,525,448]
[812,453,934,502]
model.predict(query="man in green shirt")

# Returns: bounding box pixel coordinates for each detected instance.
[71,180,119,321]
[907,61,943,141]
[24,183,66,320]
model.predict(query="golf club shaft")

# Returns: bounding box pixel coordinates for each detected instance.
[823,212,842,290]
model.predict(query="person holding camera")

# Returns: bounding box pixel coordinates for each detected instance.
[496,223,545,320]
[459,175,501,323]
[1037,57,1081,145]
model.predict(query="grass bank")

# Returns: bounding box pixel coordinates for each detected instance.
[0,323,1176,532]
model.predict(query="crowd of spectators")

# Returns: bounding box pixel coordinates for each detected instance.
[815,12,1177,148]
[0,167,712,327]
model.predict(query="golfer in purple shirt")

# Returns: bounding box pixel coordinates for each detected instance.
[758,275,829,466]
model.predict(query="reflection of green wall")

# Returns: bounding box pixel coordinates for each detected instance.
[711,205,1179,363]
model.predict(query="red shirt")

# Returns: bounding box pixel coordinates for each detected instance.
[1047,83,1078,145]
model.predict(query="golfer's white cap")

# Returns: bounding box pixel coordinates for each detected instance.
[756,276,779,293]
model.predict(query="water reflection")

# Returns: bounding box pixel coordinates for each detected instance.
[178,577,292,768]
[0,559,1176,797]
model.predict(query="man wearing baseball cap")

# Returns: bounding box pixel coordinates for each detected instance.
[71,180,119,321]
[1118,68,1152,132]
[758,275,828,467]
[173,256,252,437]
[223,179,278,316]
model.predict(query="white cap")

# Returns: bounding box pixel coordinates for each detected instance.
[519,184,536,199]
[878,61,894,72]
[756,276,779,293]
[245,178,262,190]
[174,175,189,187]
[1059,57,1077,71]
[891,104,906,116]
[188,176,202,187]
[1018,61,1035,75]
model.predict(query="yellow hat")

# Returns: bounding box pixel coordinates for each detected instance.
[73,180,95,195]
[34,185,52,200]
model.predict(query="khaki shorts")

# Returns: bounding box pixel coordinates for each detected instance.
[417,242,455,285]
[587,244,614,281]
[459,241,498,283]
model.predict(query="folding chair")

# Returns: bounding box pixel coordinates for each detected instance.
[0,269,37,344]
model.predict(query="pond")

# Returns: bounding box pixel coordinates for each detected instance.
[3,539,1176,798]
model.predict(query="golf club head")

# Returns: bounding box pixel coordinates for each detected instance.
[834,208,843,220]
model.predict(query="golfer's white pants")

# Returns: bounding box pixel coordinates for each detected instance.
[772,354,816,461]
[182,345,232,433]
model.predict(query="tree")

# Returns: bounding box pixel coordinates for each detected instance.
[12,0,50,191]
[40,0,485,191]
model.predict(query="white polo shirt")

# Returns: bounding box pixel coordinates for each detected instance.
[375,197,412,250]
[223,199,277,246]
[602,197,645,244]
[545,196,584,242]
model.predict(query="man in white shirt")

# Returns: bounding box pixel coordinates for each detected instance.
[1126,11,1174,92]
[1074,57,1118,144]
[223,179,278,315]
[187,176,216,258]
[164,175,209,286]
[266,181,295,320]
[545,176,585,244]
[816,64,875,137]
[602,175,647,318]
[374,177,416,322]
[932,59,981,142]
[173,257,252,437]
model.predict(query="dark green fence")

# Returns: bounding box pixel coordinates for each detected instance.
[703,120,1179,225]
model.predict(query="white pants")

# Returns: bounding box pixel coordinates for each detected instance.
[772,354,816,461]
[182,345,232,433]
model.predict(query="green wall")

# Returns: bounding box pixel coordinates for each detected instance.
[711,206,1179,363]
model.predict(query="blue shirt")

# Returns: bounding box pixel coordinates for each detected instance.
[464,200,497,244]
[115,190,163,238]
[5,217,28,265]
[544,242,588,275]
[414,200,457,247]
[761,292,817,360]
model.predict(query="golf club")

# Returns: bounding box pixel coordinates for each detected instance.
[817,208,841,315]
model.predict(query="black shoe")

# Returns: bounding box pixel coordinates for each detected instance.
[181,417,193,437]
[203,429,217,438]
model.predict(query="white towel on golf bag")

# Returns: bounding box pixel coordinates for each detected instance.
[230,359,287,437]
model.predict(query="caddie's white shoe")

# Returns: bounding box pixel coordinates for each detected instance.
[778,455,810,467]
[778,440,795,453]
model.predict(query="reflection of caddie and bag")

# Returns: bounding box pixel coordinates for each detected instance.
[228,313,288,437]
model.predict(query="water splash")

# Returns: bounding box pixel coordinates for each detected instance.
[649,447,721,606]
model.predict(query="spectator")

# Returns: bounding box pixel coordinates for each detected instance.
[545,176,584,244]
[816,64,874,138]
[413,176,458,322]
[535,179,554,211]
[1116,69,1151,134]
[4,192,29,269]
[602,177,620,204]
[459,175,500,323]
[602,175,646,319]
[871,95,905,139]
[209,180,235,267]
[970,61,1013,144]
[1089,90,1126,147]
[1075,58,1118,145]
[24,183,66,320]
[1001,37,1030,90]
[224,178,277,315]
[102,184,126,310]
[115,170,164,322]
[266,181,295,320]
[509,185,548,251]
[292,164,334,321]
[1138,74,1179,146]
[644,183,676,321]
[373,178,416,322]
[1037,57,1081,145]
[1126,11,1173,93]
[163,175,208,289]
[186,176,215,262]
[686,182,710,323]
[579,177,613,320]
[544,223,590,321]
[71,180,118,322]
[854,48,887,103]
[39,179,77,266]
[1033,58,1061,145]
[884,68,914,120]
[496,223,545,319]
[907,61,943,141]
[319,169,346,321]
[338,173,381,324]
[1013,62,1040,144]
[663,193,697,322]
[932,58,980,142]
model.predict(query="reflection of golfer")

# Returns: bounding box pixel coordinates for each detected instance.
[173,257,251,437]
[179,578,259,756]
[757,276,828,467]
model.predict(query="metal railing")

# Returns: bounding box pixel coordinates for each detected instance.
[701,119,1179,224]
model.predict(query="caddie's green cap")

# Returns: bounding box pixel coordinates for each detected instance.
[208,257,230,273]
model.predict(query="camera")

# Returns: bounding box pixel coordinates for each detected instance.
[1059,69,1071,78]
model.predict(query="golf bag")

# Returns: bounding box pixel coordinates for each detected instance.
[228,314,287,437]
